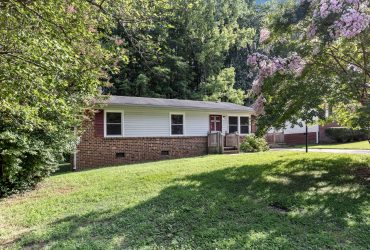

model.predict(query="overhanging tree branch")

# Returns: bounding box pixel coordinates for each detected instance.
[85,0,155,74]
[14,0,72,43]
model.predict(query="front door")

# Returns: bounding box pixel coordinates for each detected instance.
[210,115,222,132]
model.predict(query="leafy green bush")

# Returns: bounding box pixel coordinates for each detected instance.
[0,130,75,197]
[325,127,368,143]
[240,135,269,152]
[0,1,112,197]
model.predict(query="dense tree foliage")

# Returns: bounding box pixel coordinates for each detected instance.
[106,0,265,103]
[200,67,245,104]
[0,0,123,196]
[247,0,369,135]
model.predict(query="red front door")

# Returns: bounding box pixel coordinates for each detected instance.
[210,115,222,132]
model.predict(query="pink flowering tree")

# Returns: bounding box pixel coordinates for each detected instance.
[249,0,369,135]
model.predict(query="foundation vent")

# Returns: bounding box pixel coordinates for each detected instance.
[116,152,125,158]
[161,150,169,156]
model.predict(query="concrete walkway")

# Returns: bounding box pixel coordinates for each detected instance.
[271,148,370,155]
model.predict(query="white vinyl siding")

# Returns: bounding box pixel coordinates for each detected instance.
[185,112,209,136]
[124,107,169,137]
[103,106,252,137]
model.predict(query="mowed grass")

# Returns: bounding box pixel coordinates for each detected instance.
[294,140,370,150]
[0,152,369,249]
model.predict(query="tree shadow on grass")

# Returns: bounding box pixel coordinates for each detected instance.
[16,156,369,249]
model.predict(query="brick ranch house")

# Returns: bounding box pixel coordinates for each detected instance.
[74,96,255,169]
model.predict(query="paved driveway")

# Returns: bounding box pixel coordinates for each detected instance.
[271,148,370,155]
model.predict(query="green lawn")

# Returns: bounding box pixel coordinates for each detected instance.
[293,140,370,150]
[1,152,369,249]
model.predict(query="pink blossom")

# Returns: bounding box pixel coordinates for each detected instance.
[248,53,305,78]
[253,95,266,116]
[260,60,280,77]
[311,0,369,39]
[88,26,97,33]
[247,54,258,66]
[252,77,263,95]
[287,54,305,75]
[319,0,342,17]
[247,52,305,116]
[259,28,271,43]
[66,5,77,14]
[272,57,286,72]
[115,39,124,45]
[328,0,342,12]
[332,9,370,38]
[249,0,368,116]
[306,24,317,38]
[247,53,269,67]
[345,0,361,4]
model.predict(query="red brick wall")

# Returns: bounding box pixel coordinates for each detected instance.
[251,115,257,133]
[76,121,208,169]
[94,110,104,137]
[284,132,317,145]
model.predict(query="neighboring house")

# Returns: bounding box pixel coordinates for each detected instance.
[266,120,337,145]
[74,96,255,169]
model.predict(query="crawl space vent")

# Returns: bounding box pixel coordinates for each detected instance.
[116,152,125,158]
[161,150,169,156]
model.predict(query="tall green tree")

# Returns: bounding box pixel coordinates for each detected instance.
[0,0,122,196]
[200,67,245,104]
[226,0,268,94]
[247,0,370,135]
[107,0,256,101]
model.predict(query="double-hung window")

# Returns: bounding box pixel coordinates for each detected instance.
[105,111,123,136]
[228,116,238,133]
[228,116,250,134]
[171,114,184,135]
[240,116,249,134]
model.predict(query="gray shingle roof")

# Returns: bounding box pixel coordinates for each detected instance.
[100,95,253,112]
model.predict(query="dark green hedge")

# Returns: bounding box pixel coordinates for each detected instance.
[325,127,368,143]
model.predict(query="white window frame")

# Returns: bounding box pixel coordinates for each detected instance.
[227,115,251,135]
[104,110,124,137]
[169,112,185,136]
[239,116,250,135]
[228,116,239,133]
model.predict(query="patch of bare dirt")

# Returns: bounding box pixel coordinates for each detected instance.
[0,226,33,248]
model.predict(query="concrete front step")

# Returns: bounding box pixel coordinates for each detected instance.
[223,149,239,154]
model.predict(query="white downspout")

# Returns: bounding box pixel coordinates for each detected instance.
[316,124,319,144]
[73,126,77,171]
[249,115,252,134]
